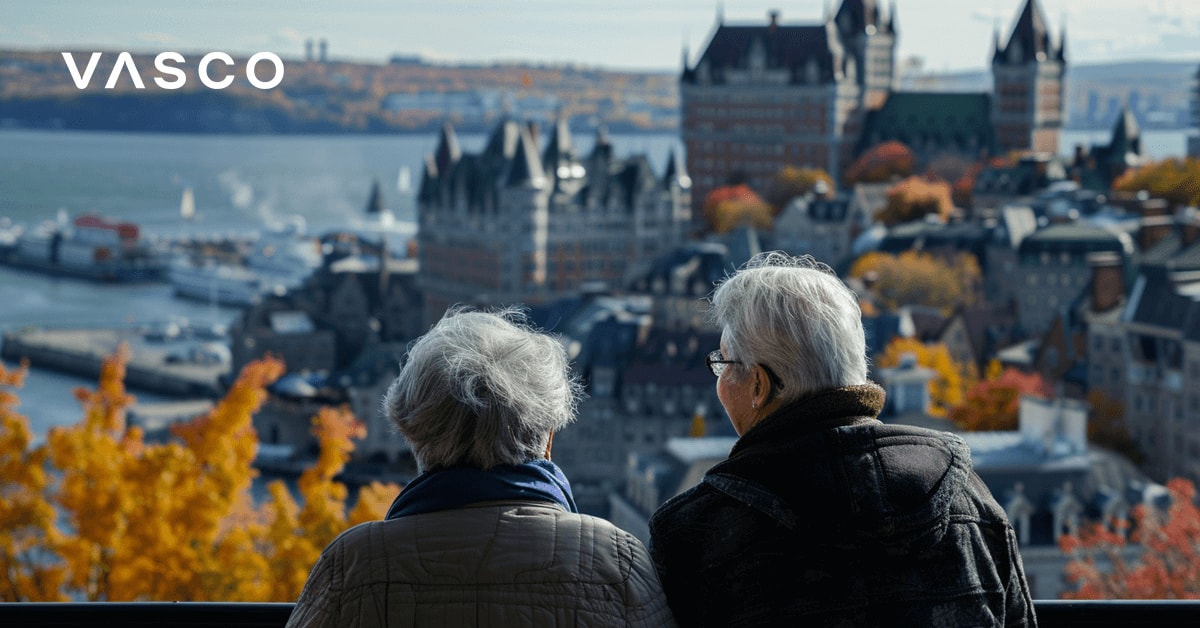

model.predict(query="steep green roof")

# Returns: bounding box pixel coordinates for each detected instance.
[857,92,996,157]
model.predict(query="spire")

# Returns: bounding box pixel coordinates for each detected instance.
[365,179,383,214]
[991,24,1003,64]
[417,153,439,205]
[1057,23,1067,62]
[506,124,546,189]
[1111,106,1140,149]
[1002,0,1052,64]
[887,1,898,35]
[662,148,690,189]
[542,111,575,172]
[434,120,461,176]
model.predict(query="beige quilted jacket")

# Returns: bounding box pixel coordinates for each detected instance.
[287,500,675,627]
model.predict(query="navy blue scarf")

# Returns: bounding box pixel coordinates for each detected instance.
[385,459,578,519]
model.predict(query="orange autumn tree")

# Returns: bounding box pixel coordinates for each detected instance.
[1060,478,1200,599]
[948,362,1053,432]
[0,348,398,602]
[849,249,981,313]
[702,184,773,233]
[876,176,955,226]
[875,337,974,417]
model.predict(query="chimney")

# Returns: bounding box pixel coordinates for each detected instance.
[1087,251,1123,312]
[1178,207,1200,248]
[1137,214,1174,251]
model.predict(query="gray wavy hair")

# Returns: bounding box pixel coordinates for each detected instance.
[384,307,582,473]
[710,251,868,401]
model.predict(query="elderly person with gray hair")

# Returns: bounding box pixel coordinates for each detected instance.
[289,308,674,628]
[649,252,1036,627]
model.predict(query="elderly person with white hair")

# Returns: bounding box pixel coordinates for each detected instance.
[289,308,674,628]
[649,252,1036,628]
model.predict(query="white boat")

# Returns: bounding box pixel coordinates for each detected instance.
[180,187,196,221]
[169,217,322,307]
[169,259,267,307]
[0,213,169,282]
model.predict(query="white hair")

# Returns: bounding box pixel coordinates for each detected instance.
[383,307,582,472]
[710,251,868,401]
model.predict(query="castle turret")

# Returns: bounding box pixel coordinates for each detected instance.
[991,0,1066,155]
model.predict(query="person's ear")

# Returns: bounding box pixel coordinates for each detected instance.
[752,366,771,408]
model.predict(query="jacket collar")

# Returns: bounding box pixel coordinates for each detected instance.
[728,383,886,460]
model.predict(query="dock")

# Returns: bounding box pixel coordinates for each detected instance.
[1,327,227,398]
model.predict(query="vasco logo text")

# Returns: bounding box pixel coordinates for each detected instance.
[62,52,285,90]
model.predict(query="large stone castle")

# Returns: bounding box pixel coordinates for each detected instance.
[416,118,692,326]
[682,0,1066,210]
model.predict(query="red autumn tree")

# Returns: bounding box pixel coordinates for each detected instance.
[843,141,915,185]
[948,363,1053,432]
[701,184,773,233]
[1060,478,1200,599]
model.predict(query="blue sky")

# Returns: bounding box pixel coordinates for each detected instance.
[3,1,1198,73]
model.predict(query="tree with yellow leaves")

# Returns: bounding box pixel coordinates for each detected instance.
[849,249,981,313]
[875,337,974,417]
[0,359,67,601]
[1112,157,1200,209]
[0,348,399,601]
[764,165,835,214]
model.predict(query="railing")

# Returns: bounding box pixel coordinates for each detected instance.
[3,600,1200,626]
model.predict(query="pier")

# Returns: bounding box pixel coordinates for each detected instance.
[1,326,227,398]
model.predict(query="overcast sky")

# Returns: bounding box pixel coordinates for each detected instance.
[3,1,1198,73]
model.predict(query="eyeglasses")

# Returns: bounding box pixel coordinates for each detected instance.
[706,350,739,377]
[706,349,785,391]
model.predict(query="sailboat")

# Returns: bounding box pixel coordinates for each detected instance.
[180,186,196,221]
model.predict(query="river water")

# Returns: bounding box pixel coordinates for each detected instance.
[0,128,683,437]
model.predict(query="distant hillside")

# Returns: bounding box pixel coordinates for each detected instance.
[0,49,1193,135]
[0,49,679,134]
[899,60,1198,130]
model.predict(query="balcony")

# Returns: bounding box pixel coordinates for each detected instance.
[2,600,1200,626]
